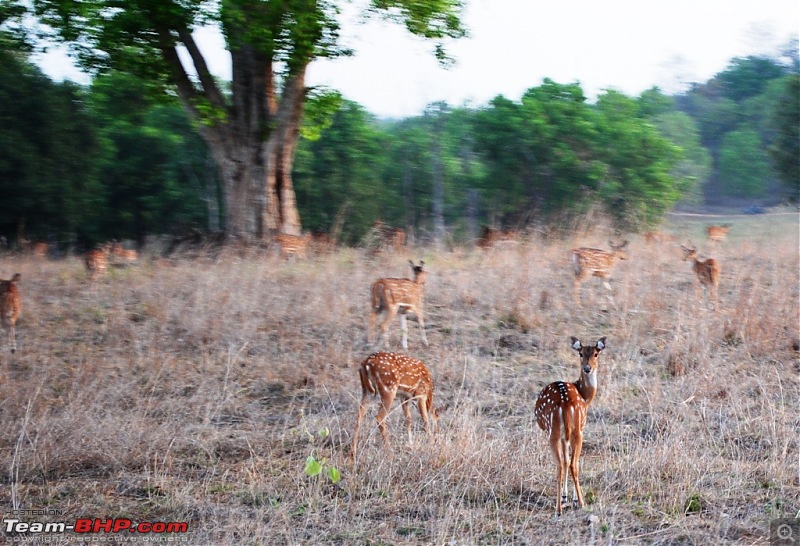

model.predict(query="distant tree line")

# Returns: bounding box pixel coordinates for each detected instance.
[0,41,797,248]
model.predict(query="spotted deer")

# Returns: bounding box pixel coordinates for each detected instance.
[352,352,437,459]
[535,336,607,516]
[369,260,428,349]
[706,224,730,243]
[275,233,311,260]
[85,244,110,280]
[370,220,406,254]
[0,273,22,353]
[476,226,519,249]
[680,245,721,307]
[110,242,139,264]
[571,241,628,304]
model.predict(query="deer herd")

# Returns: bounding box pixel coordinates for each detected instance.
[0,223,732,516]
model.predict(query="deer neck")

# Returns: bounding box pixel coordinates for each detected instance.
[574,371,598,405]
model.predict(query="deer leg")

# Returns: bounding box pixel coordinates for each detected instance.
[560,438,570,506]
[375,389,397,447]
[351,393,371,459]
[401,398,413,443]
[550,438,566,516]
[399,313,409,350]
[549,418,566,516]
[570,431,585,508]
[9,320,15,353]
[573,278,582,305]
[416,310,429,346]
[417,396,432,435]
[380,305,398,348]
[602,278,616,306]
[368,308,378,344]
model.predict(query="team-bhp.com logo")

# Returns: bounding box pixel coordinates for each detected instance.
[4,516,189,540]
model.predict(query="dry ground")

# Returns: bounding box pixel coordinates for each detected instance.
[0,214,798,545]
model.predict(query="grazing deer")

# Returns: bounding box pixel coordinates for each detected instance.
[369,260,428,350]
[110,242,139,264]
[0,273,22,353]
[571,241,628,304]
[706,224,730,243]
[535,336,607,516]
[85,244,110,280]
[370,220,406,254]
[352,352,437,459]
[680,245,721,307]
[476,226,518,250]
[275,233,311,260]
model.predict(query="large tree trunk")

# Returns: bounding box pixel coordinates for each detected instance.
[264,66,306,236]
[163,34,304,243]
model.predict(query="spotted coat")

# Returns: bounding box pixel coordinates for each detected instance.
[369,261,428,350]
[534,336,606,516]
[352,352,437,458]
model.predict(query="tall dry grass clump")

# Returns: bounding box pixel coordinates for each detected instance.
[0,214,797,544]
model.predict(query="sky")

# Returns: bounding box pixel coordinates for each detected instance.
[36,0,799,119]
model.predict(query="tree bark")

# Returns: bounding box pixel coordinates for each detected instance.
[264,66,307,236]
[161,32,304,243]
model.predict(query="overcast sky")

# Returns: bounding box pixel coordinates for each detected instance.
[37,0,799,118]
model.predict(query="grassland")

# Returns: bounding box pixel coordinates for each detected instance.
[0,213,798,545]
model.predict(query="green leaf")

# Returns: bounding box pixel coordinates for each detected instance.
[304,455,322,477]
[327,466,341,484]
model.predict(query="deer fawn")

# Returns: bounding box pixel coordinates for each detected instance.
[571,241,628,304]
[352,352,437,459]
[706,224,730,243]
[275,233,311,260]
[0,273,22,353]
[535,336,606,516]
[369,260,428,349]
[85,244,110,280]
[680,245,721,307]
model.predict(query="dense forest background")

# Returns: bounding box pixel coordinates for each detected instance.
[0,40,797,248]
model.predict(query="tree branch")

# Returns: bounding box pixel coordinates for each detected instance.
[178,28,227,112]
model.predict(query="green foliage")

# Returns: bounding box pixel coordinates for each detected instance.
[87,71,218,243]
[594,90,683,230]
[472,80,603,223]
[637,87,675,118]
[0,49,102,243]
[294,100,387,243]
[715,56,788,102]
[651,112,711,205]
[300,87,344,141]
[469,82,682,230]
[718,125,772,198]
[675,54,792,202]
[769,74,800,200]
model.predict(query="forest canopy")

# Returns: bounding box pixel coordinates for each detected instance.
[0,16,796,247]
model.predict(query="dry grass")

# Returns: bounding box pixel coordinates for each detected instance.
[0,214,798,545]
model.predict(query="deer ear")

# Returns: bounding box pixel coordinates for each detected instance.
[570,337,581,351]
[409,260,415,267]
[596,337,607,351]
